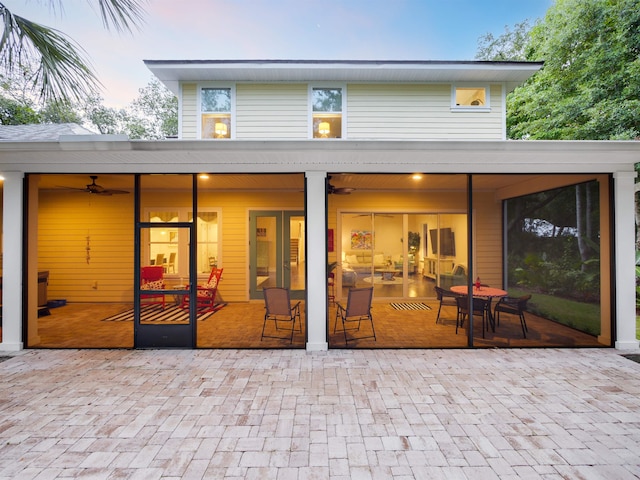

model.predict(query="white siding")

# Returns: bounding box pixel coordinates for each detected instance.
[347,84,504,140]
[181,83,198,139]
[180,82,504,141]
[235,84,308,139]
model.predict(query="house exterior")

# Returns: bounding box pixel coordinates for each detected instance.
[0,60,638,352]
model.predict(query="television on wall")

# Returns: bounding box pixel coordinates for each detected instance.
[430,228,455,257]
[429,229,438,254]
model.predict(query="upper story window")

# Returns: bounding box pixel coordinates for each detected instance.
[311,87,343,139]
[452,85,490,111]
[201,87,232,139]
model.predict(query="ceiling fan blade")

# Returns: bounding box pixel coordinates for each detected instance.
[56,176,129,195]
[327,178,354,195]
[332,187,354,195]
[98,189,129,195]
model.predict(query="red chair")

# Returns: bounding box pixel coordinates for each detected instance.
[140,266,166,309]
[181,267,224,313]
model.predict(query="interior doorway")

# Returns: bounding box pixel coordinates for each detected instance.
[249,210,305,300]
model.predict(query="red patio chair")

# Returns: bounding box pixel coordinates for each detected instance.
[181,267,224,313]
[140,265,166,309]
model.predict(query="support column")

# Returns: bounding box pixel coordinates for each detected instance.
[305,171,328,351]
[613,171,639,350]
[1,171,24,351]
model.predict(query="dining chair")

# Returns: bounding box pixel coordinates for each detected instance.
[261,287,302,343]
[334,286,375,344]
[434,286,459,324]
[166,252,176,273]
[456,296,489,337]
[494,294,532,338]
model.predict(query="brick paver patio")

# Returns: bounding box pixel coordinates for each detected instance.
[1,348,639,479]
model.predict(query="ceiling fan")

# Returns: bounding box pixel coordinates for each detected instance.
[60,176,129,196]
[327,175,355,195]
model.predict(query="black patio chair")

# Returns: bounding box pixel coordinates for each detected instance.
[493,294,532,338]
[456,296,490,338]
[434,286,459,324]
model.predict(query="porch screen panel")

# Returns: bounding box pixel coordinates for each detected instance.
[502,178,606,347]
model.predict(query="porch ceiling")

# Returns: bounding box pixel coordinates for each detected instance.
[35,172,599,196]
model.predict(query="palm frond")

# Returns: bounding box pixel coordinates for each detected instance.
[0,6,99,103]
[95,0,147,33]
[0,1,147,104]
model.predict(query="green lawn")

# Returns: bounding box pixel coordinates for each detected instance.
[507,288,601,336]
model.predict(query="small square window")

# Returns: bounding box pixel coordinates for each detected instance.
[453,86,488,107]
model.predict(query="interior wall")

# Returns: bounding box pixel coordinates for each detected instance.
[169,190,304,302]
[599,176,612,345]
[38,186,304,304]
[330,187,503,290]
[38,190,135,303]
[472,190,503,287]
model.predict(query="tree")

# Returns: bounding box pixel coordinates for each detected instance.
[506,0,640,141]
[0,95,39,124]
[83,78,178,139]
[1,64,178,139]
[0,1,146,104]
[475,20,531,61]
[82,94,128,134]
[127,78,178,139]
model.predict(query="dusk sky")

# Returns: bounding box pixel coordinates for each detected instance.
[5,0,553,107]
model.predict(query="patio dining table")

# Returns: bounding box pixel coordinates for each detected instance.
[450,285,508,332]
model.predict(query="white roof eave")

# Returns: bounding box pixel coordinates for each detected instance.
[144,60,543,94]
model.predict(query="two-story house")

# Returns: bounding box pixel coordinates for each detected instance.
[0,60,638,352]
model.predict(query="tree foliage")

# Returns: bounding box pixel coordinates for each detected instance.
[506,0,640,140]
[475,20,531,61]
[1,63,178,139]
[506,181,601,303]
[128,78,178,139]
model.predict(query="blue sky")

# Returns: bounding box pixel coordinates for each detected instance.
[5,0,553,107]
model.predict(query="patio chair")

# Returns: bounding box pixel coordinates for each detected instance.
[328,272,335,305]
[140,265,166,309]
[334,286,376,344]
[456,295,489,337]
[261,287,301,343]
[494,294,532,338]
[434,286,459,324]
[180,267,224,313]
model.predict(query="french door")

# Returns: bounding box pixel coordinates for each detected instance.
[249,210,305,300]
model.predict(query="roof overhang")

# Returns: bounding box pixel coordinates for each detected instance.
[144,59,544,95]
[0,139,636,175]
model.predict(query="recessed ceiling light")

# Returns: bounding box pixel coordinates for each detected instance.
[412,174,423,181]
[199,174,210,180]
